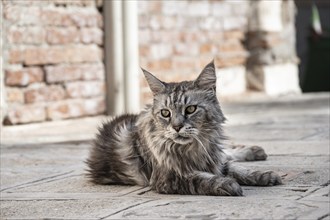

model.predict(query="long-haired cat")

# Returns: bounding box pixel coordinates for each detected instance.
[86,61,282,196]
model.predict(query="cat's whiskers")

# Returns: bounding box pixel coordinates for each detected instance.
[198,130,222,146]
[204,128,228,141]
[200,130,224,145]
[191,135,214,165]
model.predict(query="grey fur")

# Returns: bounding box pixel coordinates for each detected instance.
[86,61,282,196]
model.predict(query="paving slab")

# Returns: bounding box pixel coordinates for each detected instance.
[0,93,329,219]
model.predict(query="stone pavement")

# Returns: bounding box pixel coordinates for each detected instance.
[1,93,329,219]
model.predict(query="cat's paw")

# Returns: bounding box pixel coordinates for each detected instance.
[228,144,268,161]
[256,171,282,186]
[216,178,243,196]
[244,145,267,161]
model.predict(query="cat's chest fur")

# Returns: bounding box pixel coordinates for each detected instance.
[138,114,224,177]
[151,139,220,174]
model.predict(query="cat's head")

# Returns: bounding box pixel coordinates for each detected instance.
[142,60,225,145]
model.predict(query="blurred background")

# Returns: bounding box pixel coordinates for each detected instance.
[0,0,329,126]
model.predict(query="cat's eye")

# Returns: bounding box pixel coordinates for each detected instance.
[161,109,171,118]
[185,105,197,114]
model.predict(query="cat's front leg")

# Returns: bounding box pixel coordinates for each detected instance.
[151,171,243,196]
[227,163,282,186]
[188,172,243,196]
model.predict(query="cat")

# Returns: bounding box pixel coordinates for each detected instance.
[86,60,282,196]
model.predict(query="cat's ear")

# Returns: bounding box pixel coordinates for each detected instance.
[195,60,217,91]
[141,68,166,95]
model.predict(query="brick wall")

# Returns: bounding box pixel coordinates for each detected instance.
[1,0,298,125]
[2,0,105,125]
[138,1,250,103]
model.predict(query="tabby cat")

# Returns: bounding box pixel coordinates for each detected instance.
[87,61,282,196]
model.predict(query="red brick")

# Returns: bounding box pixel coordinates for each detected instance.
[3,0,50,6]
[5,3,105,28]
[70,9,103,27]
[83,97,106,115]
[6,88,24,103]
[64,45,103,63]
[149,43,173,59]
[7,27,45,44]
[149,15,161,30]
[81,63,105,80]
[66,81,105,98]
[150,30,180,43]
[200,43,216,54]
[4,105,46,125]
[24,47,63,65]
[138,30,151,45]
[4,5,41,25]
[138,15,149,29]
[215,53,248,67]
[186,1,210,16]
[45,65,81,83]
[174,43,199,56]
[46,97,105,120]
[53,0,96,6]
[139,46,150,57]
[138,1,161,14]
[45,63,104,83]
[40,8,73,26]
[166,72,198,82]
[223,16,247,31]
[24,85,66,104]
[8,48,24,64]
[207,32,223,42]
[80,28,103,45]
[171,58,200,73]
[210,1,231,17]
[5,67,44,86]
[46,27,79,45]
[162,1,188,16]
[218,40,246,53]
[40,8,102,27]
[47,101,75,120]
[161,16,177,30]
[146,59,172,71]
[24,45,102,65]
[223,31,245,40]
[179,32,199,42]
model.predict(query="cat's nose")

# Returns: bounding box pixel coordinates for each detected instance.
[173,125,183,132]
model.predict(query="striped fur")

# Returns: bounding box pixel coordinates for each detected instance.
[86,61,282,196]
